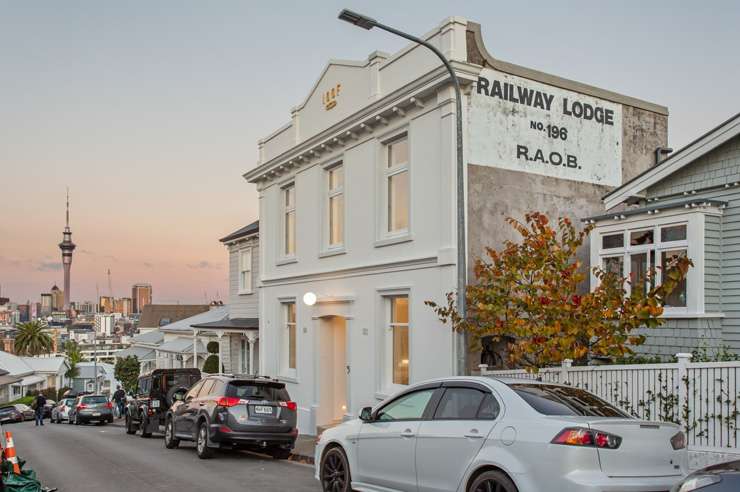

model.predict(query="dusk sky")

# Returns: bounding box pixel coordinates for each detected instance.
[2,1,739,304]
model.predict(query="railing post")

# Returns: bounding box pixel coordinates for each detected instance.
[676,353,692,428]
[561,359,573,385]
[478,364,488,375]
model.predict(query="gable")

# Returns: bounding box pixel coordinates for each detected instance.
[648,134,740,198]
[295,61,371,143]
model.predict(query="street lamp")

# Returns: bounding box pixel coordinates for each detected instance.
[338,9,468,375]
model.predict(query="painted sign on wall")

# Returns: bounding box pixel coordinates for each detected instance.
[468,68,623,186]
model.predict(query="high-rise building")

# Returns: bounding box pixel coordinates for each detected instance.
[99,296,114,314]
[132,284,152,314]
[113,297,132,316]
[94,313,115,336]
[50,285,64,311]
[40,293,53,317]
[58,189,76,311]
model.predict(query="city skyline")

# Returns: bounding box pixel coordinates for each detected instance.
[2,1,739,303]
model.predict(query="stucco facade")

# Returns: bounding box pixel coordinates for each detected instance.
[246,16,669,434]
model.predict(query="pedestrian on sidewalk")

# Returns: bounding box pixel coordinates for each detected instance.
[33,393,47,426]
[112,385,126,419]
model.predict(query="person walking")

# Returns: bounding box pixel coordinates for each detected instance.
[112,385,126,419]
[33,393,47,426]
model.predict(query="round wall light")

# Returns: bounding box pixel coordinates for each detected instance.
[303,292,317,306]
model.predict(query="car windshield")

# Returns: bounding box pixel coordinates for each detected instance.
[509,383,629,417]
[226,381,290,401]
[82,396,108,404]
[164,373,199,390]
[0,407,15,414]
[63,399,75,406]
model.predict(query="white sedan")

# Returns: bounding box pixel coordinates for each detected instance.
[315,377,688,492]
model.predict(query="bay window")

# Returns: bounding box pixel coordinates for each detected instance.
[593,212,703,314]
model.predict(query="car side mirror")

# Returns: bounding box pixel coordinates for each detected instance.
[359,406,374,422]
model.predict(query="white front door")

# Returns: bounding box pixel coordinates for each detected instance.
[416,386,501,492]
[355,387,437,491]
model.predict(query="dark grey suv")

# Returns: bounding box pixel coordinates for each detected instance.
[164,375,298,459]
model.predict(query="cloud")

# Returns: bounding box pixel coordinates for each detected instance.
[79,249,95,255]
[37,261,62,272]
[143,261,154,269]
[187,260,222,270]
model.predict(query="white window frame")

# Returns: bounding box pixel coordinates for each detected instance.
[376,287,411,395]
[321,160,346,256]
[281,182,296,260]
[238,247,253,295]
[590,208,712,317]
[376,132,411,247]
[278,300,297,380]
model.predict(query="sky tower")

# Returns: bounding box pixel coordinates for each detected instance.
[58,188,76,311]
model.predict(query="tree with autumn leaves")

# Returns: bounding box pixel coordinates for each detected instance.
[427,212,692,371]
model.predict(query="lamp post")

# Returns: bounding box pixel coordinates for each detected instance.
[338,9,468,375]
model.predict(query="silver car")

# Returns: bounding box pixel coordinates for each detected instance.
[51,398,76,423]
[315,377,688,492]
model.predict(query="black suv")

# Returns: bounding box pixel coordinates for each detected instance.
[164,375,298,459]
[126,368,201,438]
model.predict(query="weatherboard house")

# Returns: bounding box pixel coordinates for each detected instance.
[586,113,740,357]
[244,16,669,434]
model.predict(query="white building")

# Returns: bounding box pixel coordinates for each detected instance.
[244,17,669,434]
[94,313,114,336]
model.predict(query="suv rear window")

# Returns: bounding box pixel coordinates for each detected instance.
[226,381,290,401]
[509,383,628,418]
[82,396,108,404]
[164,373,200,391]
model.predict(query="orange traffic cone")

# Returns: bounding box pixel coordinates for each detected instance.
[4,431,20,474]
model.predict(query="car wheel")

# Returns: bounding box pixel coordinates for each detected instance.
[140,416,152,438]
[320,447,351,492]
[268,448,292,460]
[196,422,214,459]
[125,415,135,434]
[164,418,180,449]
[468,470,518,492]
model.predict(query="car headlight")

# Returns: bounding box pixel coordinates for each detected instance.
[678,474,721,492]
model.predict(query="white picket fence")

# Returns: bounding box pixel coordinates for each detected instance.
[480,354,740,455]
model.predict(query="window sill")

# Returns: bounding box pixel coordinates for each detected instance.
[374,234,413,249]
[319,247,346,259]
[238,289,253,296]
[276,257,297,266]
[661,312,724,319]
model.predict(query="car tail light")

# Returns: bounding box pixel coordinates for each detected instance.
[77,403,87,410]
[216,397,240,408]
[219,425,232,433]
[279,401,297,411]
[105,402,113,409]
[671,431,686,450]
[551,427,621,449]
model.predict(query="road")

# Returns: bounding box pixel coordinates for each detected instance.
[3,420,319,491]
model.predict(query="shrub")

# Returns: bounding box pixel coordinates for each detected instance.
[206,341,219,354]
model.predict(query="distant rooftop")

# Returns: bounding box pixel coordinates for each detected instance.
[138,304,209,329]
[219,220,258,243]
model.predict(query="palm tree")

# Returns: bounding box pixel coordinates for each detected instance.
[14,321,53,356]
[64,341,82,381]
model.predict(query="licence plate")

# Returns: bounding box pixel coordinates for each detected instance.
[254,405,273,415]
[151,400,160,408]
[92,412,100,417]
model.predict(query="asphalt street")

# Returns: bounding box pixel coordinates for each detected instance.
[3,420,319,491]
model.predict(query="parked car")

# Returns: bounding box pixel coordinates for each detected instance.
[42,399,55,419]
[164,375,298,459]
[126,368,201,438]
[672,460,740,491]
[68,394,114,425]
[13,404,35,421]
[0,406,23,424]
[51,398,76,423]
[315,377,688,492]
